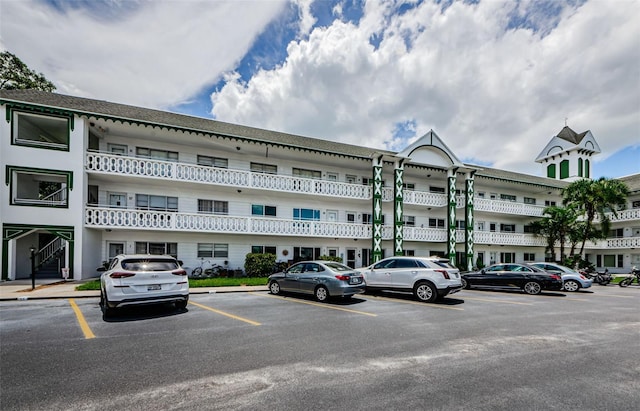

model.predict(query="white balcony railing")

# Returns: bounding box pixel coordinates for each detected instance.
[475,198,545,217]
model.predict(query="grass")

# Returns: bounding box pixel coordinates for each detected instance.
[75,277,269,291]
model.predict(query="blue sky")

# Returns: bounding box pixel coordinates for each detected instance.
[1,0,638,178]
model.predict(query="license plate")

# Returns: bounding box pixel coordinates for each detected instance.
[147,284,161,291]
[350,277,362,285]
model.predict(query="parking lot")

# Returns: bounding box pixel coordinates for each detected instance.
[1,286,638,410]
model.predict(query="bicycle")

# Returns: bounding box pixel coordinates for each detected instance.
[619,266,640,287]
[190,259,211,278]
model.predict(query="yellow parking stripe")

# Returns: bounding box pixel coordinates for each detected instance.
[359,294,464,311]
[252,292,378,316]
[189,301,261,326]
[461,296,533,306]
[68,299,95,339]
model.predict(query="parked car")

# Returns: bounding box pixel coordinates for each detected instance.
[100,254,189,316]
[268,261,365,302]
[461,263,563,295]
[359,256,463,303]
[530,262,593,292]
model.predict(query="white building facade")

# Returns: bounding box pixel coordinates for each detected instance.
[1,90,639,280]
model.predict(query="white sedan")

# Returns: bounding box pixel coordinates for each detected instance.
[100,254,189,316]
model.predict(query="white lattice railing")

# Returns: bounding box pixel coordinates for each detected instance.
[593,208,640,223]
[474,198,546,217]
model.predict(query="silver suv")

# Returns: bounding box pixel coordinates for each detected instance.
[360,256,463,302]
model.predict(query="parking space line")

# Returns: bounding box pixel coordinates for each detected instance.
[189,301,261,326]
[461,296,533,305]
[251,292,378,316]
[364,294,464,310]
[68,299,96,339]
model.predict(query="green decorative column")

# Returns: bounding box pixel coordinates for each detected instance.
[394,159,405,256]
[372,156,384,263]
[465,172,475,271]
[447,168,458,264]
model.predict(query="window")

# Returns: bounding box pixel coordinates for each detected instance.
[108,243,124,260]
[363,213,385,224]
[585,159,590,178]
[252,204,277,216]
[403,249,415,256]
[362,177,385,186]
[292,168,321,179]
[500,252,515,263]
[524,253,535,262]
[500,224,516,232]
[403,183,415,191]
[476,221,485,231]
[136,147,178,161]
[560,160,569,179]
[632,200,640,209]
[476,192,485,198]
[197,243,213,258]
[500,194,516,202]
[545,200,557,207]
[524,197,536,205]
[7,166,71,208]
[214,244,229,258]
[524,224,535,234]
[456,220,466,229]
[293,208,320,221]
[135,242,177,258]
[547,164,556,178]
[250,162,277,174]
[328,247,339,257]
[347,212,356,223]
[136,194,178,211]
[12,110,70,150]
[609,228,624,238]
[108,144,127,155]
[428,218,445,228]
[197,155,228,168]
[404,216,415,227]
[294,247,320,261]
[490,223,496,232]
[578,158,583,177]
[429,186,445,194]
[251,245,277,255]
[490,193,497,200]
[346,174,357,184]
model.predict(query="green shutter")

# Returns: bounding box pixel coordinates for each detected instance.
[547,164,556,178]
[560,160,569,179]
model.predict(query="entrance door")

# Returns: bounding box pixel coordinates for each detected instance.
[346,249,356,268]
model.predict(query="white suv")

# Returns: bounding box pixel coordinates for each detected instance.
[360,256,463,302]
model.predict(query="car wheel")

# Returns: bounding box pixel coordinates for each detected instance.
[315,285,329,302]
[414,281,437,303]
[523,281,542,295]
[269,281,281,295]
[100,289,115,317]
[563,280,580,292]
[461,278,470,289]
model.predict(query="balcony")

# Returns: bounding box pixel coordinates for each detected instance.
[475,198,545,217]
[85,206,548,247]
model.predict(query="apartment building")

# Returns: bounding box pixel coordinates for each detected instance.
[1,89,638,280]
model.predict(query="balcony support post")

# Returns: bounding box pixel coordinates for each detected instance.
[465,171,476,271]
[372,155,384,264]
[447,168,458,264]
[394,159,405,256]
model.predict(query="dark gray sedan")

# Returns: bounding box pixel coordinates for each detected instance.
[268,261,365,302]
[461,263,564,295]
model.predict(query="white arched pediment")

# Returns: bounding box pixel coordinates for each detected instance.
[397,130,464,168]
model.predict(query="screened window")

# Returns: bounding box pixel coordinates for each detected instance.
[136,147,178,161]
[292,168,321,179]
[136,194,178,211]
[214,244,229,258]
[250,162,277,174]
[404,216,415,227]
[500,224,516,232]
[524,197,536,205]
[197,155,228,168]
[135,242,178,258]
[13,111,70,150]
[500,194,516,202]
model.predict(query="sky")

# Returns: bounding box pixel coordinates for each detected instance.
[1,0,638,179]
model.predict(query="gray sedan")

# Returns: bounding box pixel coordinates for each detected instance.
[268,261,365,302]
[531,262,593,292]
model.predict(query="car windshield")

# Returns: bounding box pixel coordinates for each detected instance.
[324,262,353,272]
[121,259,178,271]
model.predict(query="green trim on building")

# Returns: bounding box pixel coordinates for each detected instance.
[372,157,384,263]
[5,165,73,209]
[394,163,404,256]
[465,175,475,271]
[447,171,457,263]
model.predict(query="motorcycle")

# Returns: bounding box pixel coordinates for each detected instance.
[583,267,612,286]
[618,266,640,287]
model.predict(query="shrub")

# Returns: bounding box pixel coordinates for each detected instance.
[318,255,343,263]
[244,253,277,277]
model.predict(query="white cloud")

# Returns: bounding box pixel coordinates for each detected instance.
[211,0,640,175]
[0,0,287,109]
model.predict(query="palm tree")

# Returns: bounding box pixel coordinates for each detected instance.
[530,205,579,260]
[562,178,630,256]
